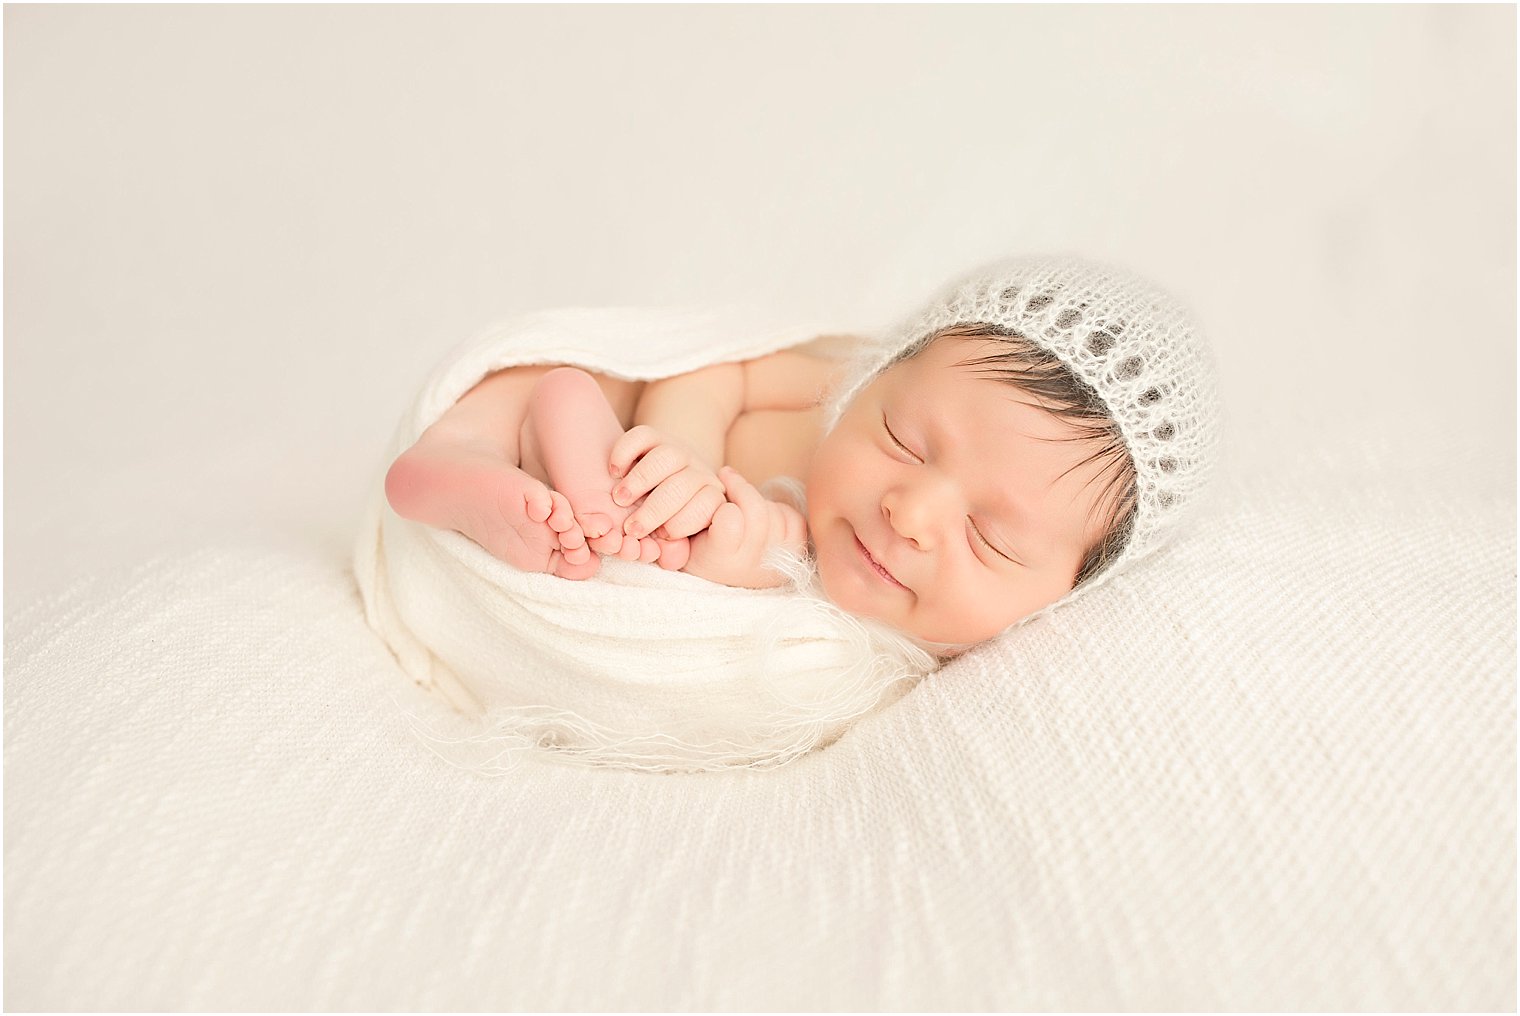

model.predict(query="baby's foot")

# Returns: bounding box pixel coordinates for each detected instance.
[384,442,601,580]
[523,367,657,561]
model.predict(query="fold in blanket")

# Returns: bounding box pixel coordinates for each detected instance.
[354,308,937,773]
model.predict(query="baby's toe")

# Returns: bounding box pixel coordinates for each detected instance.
[544,491,577,533]
[523,486,554,525]
[615,536,642,562]
[655,537,690,571]
[577,512,614,540]
[586,531,624,556]
[551,550,601,582]
[636,537,661,564]
[557,523,587,552]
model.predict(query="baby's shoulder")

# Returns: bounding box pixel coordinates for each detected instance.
[741,336,862,412]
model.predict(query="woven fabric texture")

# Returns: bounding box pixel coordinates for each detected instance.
[5,416,1513,1010]
[6,7,1513,1011]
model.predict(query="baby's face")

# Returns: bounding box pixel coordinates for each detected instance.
[805,335,1118,650]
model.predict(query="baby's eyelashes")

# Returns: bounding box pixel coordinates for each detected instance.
[882,413,920,460]
[968,519,1012,563]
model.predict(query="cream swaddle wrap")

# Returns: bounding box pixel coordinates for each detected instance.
[358,258,1221,774]
[354,307,936,774]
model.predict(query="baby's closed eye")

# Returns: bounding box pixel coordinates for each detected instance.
[882,413,921,460]
[968,518,1018,564]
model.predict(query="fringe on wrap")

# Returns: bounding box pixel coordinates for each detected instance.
[394,546,936,776]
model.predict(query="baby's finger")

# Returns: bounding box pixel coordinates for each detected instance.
[614,444,690,508]
[718,466,764,514]
[707,501,745,552]
[767,502,788,534]
[720,468,773,557]
[779,502,808,549]
[623,467,708,537]
[767,502,803,553]
[608,425,661,480]
[643,481,726,540]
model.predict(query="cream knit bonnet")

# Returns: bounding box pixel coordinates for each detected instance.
[823,255,1223,630]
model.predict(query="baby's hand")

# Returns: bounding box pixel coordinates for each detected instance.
[682,467,808,590]
[608,425,727,541]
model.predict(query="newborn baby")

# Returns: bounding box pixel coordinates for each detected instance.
[383,256,1217,658]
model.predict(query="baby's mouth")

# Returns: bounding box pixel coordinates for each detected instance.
[854,532,908,590]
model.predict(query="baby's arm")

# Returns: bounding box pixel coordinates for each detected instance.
[628,362,742,472]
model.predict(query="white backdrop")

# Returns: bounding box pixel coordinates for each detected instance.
[4,7,1515,1011]
[6,4,1513,605]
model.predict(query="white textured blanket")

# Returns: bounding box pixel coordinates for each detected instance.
[8,7,1514,1010]
[353,308,934,772]
[7,439,1512,1009]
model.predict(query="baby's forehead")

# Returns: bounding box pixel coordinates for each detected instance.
[890,340,1073,428]
[897,333,1028,381]
[887,380,1089,468]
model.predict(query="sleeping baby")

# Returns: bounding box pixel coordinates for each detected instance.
[381,256,1219,661]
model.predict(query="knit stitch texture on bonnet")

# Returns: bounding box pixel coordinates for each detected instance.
[823,255,1223,635]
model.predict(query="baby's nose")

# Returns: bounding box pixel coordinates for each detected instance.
[882,478,955,548]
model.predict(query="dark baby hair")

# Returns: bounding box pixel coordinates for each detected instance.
[907,322,1138,587]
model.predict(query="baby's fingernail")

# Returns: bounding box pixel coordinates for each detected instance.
[626,521,645,538]
[613,487,629,505]
[609,465,621,478]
